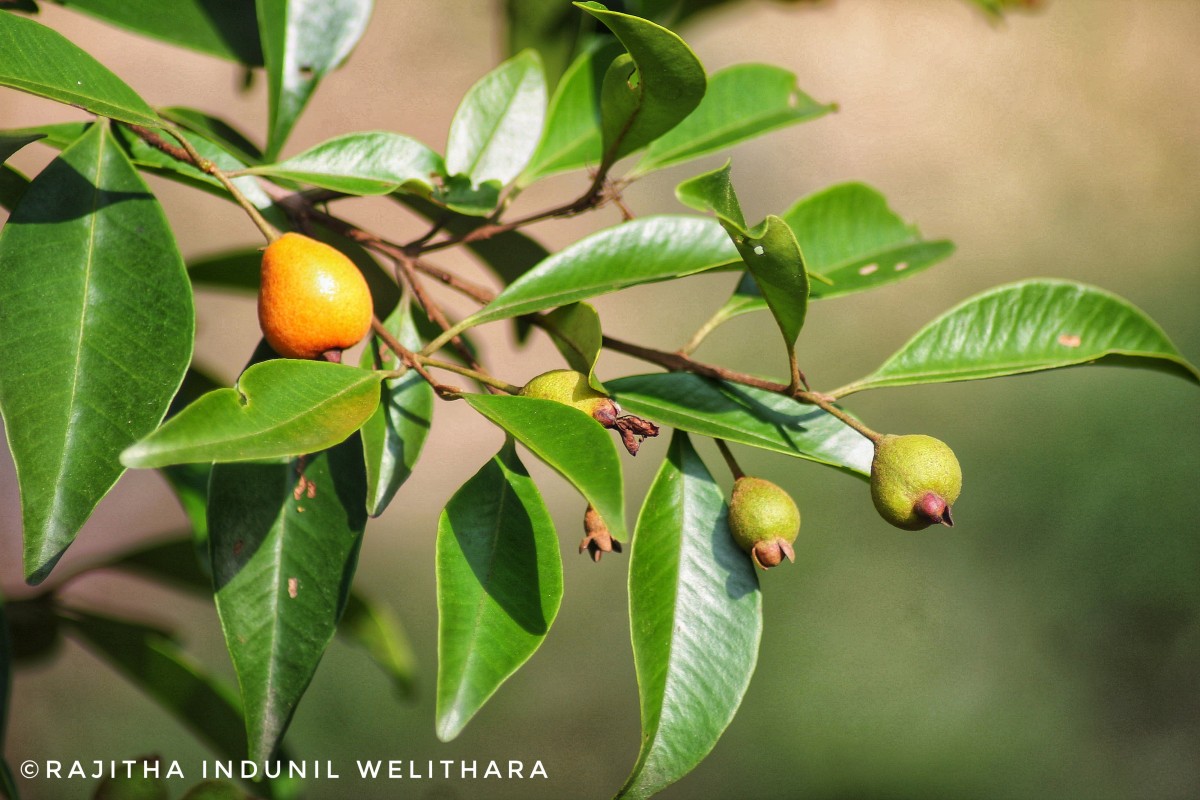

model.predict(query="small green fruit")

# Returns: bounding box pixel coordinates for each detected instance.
[520,369,661,455]
[520,369,619,424]
[728,476,800,569]
[870,434,962,530]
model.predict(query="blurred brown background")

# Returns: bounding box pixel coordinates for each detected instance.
[3,1,1200,798]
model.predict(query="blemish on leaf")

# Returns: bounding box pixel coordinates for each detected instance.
[753,245,765,256]
[232,540,244,557]
[1058,334,1082,348]
[858,263,879,276]
[288,578,298,598]
[894,261,909,271]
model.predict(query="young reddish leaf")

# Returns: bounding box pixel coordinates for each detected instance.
[0,121,193,584]
[619,432,762,799]
[435,441,561,740]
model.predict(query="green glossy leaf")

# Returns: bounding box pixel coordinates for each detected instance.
[63,611,250,774]
[121,361,382,469]
[636,63,833,175]
[0,121,193,584]
[619,431,761,799]
[208,435,368,762]
[0,121,89,151]
[436,440,561,741]
[462,215,737,328]
[46,0,262,65]
[445,49,546,196]
[339,592,417,700]
[709,183,957,327]
[158,107,264,165]
[518,38,623,186]
[0,10,160,126]
[678,162,809,349]
[359,304,434,517]
[609,373,873,477]
[541,302,605,391]
[840,279,1200,395]
[247,132,444,196]
[462,394,627,541]
[0,164,28,211]
[577,2,706,169]
[256,0,374,160]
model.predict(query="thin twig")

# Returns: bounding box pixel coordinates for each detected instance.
[370,317,461,399]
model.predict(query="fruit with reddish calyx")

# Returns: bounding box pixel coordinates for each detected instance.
[727,476,800,569]
[519,369,660,455]
[258,232,373,361]
[870,434,962,530]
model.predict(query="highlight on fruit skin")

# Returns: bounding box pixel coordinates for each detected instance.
[869,433,962,530]
[258,232,374,360]
[727,476,800,569]
[519,369,660,455]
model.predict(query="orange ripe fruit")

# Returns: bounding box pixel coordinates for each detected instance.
[258,233,373,359]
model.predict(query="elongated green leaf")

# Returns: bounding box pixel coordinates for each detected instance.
[620,432,761,799]
[436,441,562,741]
[0,596,16,800]
[158,107,264,165]
[609,373,873,477]
[541,302,605,391]
[463,394,627,541]
[359,304,434,517]
[0,121,193,584]
[0,122,89,151]
[247,132,444,196]
[709,183,957,328]
[0,10,160,127]
[635,63,834,175]
[121,361,382,468]
[46,0,262,65]
[0,164,28,211]
[576,2,705,169]
[518,38,622,186]
[209,435,368,762]
[445,49,546,195]
[678,162,809,350]
[339,593,417,700]
[463,215,737,328]
[256,0,374,160]
[840,279,1200,396]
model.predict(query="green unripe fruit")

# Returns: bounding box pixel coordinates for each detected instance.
[728,476,800,569]
[870,434,962,530]
[520,369,618,424]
